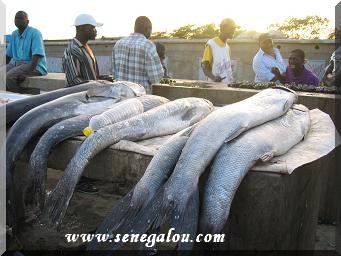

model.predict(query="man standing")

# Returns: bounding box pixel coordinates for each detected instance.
[201,18,238,84]
[62,14,112,87]
[252,33,286,83]
[112,16,163,94]
[5,11,47,92]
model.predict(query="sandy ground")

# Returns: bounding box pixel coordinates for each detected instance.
[7,169,336,252]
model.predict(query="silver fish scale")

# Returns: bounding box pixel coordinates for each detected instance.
[133,133,190,205]
[88,98,144,131]
[200,105,310,234]
[138,95,170,111]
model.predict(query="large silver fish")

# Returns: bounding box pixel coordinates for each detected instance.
[87,126,195,251]
[5,81,145,231]
[130,87,297,251]
[4,80,110,125]
[200,104,310,237]
[84,95,169,136]
[42,97,214,226]
[25,95,168,209]
[25,114,92,209]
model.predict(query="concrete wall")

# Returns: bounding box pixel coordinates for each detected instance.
[44,39,335,82]
[15,132,325,250]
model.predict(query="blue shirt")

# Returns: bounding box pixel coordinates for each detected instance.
[252,48,286,83]
[6,26,47,75]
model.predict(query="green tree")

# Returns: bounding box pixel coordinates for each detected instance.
[192,24,219,39]
[170,24,195,39]
[151,31,170,39]
[268,15,330,39]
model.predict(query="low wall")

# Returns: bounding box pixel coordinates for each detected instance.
[44,39,335,83]
[14,133,325,250]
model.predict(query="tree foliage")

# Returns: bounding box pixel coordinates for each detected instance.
[268,15,330,39]
[151,31,170,39]
[192,24,219,39]
[170,24,196,39]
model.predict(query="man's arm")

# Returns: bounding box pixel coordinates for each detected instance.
[271,67,286,84]
[62,52,89,86]
[6,55,11,65]
[201,44,223,82]
[253,57,278,82]
[29,54,41,71]
[146,45,164,85]
[201,61,223,82]
[6,37,13,64]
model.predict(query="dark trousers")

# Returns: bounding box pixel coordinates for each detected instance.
[2,63,41,93]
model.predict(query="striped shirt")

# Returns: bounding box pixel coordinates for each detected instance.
[62,38,99,87]
[112,33,163,93]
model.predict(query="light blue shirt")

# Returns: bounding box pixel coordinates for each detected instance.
[6,26,47,75]
[252,48,286,83]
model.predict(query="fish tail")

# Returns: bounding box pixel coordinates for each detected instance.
[24,161,47,210]
[7,167,18,233]
[41,181,74,226]
[126,187,199,253]
[173,188,199,252]
[87,191,135,250]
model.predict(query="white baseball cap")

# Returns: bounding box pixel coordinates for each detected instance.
[74,14,103,27]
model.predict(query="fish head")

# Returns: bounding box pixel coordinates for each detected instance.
[113,81,146,97]
[182,98,214,124]
[86,82,121,100]
[85,80,145,101]
[264,86,298,112]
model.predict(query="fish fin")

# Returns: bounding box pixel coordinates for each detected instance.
[181,108,196,121]
[223,128,245,143]
[87,191,135,251]
[260,151,274,162]
[174,188,199,252]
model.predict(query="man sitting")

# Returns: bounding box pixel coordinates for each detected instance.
[4,11,47,92]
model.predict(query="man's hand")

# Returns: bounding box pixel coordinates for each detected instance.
[271,67,285,83]
[271,67,281,77]
[98,74,114,82]
[213,75,227,82]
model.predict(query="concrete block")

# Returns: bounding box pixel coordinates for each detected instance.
[21,73,66,92]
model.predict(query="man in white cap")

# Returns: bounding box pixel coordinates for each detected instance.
[62,14,112,87]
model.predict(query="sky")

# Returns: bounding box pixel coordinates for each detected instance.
[1,0,340,40]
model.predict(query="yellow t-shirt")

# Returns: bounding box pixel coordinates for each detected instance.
[202,37,230,65]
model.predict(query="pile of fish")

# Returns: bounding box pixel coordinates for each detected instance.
[159,78,340,94]
[5,82,311,253]
[5,80,161,230]
[228,81,341,94]
[87,86,310,253]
